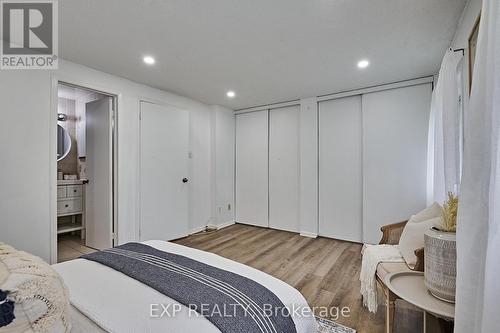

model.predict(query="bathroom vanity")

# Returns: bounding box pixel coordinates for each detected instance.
[57,179,86,238]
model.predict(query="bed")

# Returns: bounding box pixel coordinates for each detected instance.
[53,240,318,333]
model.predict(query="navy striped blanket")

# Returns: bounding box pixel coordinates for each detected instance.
[81,243,297,333]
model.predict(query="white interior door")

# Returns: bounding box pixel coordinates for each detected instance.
[139,101,189,241]
[362,84,432,244]
[85,97,113,250]
[319,96,363,242]
[235,110,269,227]
[269,105,300,232]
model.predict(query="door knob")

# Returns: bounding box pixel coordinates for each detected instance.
[182,178,189,183]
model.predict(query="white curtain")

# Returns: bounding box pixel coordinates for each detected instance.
[455,0,500,332]
[427,50,463,205]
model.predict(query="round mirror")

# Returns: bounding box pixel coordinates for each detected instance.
[57,124,72,161]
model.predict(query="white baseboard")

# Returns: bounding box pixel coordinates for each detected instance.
[194,222,316,239]
[190,221,235,235]
[217,220,236,230]
[189,226,206,235]
[300,232,318,238]
[208,220,235,230]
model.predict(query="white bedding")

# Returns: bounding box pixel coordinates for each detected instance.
[53,241,317,333]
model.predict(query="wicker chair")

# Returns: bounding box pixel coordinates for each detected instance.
[376,221,424,333]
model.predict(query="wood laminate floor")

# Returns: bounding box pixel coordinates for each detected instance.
[174,223,386,333]
[57,234,96,263]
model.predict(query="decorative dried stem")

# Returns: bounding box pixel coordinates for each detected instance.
[439,192,458,232]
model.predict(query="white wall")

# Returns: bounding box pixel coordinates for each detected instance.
[211,105,235,226]
[453,0,482,49]
[0,71,52,261]
[0,59,230,262]
[188,105,213,233]
[451,0,483,111]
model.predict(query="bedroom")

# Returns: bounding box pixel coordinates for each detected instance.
[0,0,498,333]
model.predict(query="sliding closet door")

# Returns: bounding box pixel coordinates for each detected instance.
[269,105,300,232]
[235,111,269,227]
[362,84,432,244]
[139,102,189,241]
[319,96,363,242]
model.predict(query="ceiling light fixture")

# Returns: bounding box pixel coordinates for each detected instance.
[357,59,370,69]
[143,56,155,65]
[226,91,236,98]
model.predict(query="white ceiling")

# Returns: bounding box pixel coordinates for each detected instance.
[59,0,466,109]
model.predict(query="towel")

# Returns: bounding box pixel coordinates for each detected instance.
[360,244,404,313]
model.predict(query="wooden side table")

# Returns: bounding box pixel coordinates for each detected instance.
[385,271,454,333]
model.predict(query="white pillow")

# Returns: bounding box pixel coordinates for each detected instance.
[408,202,443,223]
[399,216,442,269]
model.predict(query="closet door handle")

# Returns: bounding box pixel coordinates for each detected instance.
[182,178,189,183]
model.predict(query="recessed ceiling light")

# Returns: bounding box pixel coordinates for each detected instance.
[143,56,155,65]
[357,59,370,69]
[226,91,236,98]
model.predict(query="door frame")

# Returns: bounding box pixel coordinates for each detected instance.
[50,76,120,264]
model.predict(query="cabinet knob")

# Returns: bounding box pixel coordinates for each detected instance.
[65,204,69,208]
[182,178,189,183]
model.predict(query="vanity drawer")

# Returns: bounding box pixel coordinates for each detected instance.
[57,198,83,215]
[66,185,83,198]
[57,186,67,198]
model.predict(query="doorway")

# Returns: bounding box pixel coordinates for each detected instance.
[54,82,117,263]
